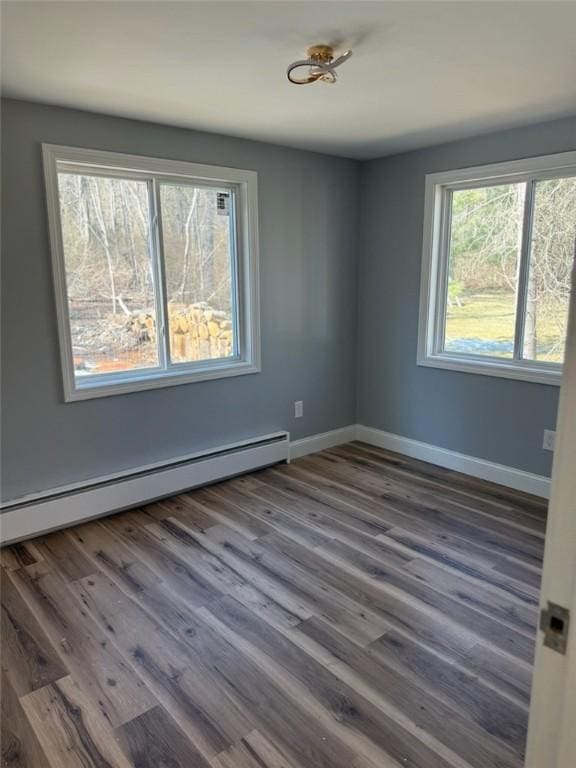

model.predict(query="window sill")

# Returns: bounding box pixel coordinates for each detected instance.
[417,353,562,386]
[64,359,261,401]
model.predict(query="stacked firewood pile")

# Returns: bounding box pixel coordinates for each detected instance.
[128,302,234,361]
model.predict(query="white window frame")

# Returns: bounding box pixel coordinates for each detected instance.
[417,150,576,386]
[43,144,260,401]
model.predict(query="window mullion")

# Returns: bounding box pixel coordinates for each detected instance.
[513,181,535,361]
[228,189,242,358]
[148,178,170,371]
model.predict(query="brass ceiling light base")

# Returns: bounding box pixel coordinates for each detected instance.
[287,44,353,85]
[307,45,335,65]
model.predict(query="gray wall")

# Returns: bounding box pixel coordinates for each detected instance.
[357,116,576,477]
[3,99,572,502]
[1,99,360,501]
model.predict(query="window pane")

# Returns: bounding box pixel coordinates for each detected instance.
[57,173,159,378]
[160,184,236,364]
[523,177,576,363]
[444,183,525,358]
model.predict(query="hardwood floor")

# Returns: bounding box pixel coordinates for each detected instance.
[0,442,546,768]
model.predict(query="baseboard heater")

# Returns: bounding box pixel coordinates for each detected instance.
[0,431,290,546]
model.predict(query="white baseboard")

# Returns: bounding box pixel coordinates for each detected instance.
[0,433,289,546]
[356,424,551,499]
[1,422,550,546]
[289,425,357,460]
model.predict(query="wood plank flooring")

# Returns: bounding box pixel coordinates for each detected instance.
[0,442,546,768]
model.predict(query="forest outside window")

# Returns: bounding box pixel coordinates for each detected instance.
[418,152,576,385]
[43,146,260,400]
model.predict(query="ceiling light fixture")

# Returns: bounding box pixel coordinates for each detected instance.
[287,45,352,85]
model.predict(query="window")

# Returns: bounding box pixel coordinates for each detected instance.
[418,152,576,385]
[43,145,260,400]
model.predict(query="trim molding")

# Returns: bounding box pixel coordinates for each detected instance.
[356,424,551,499]
[42,144,261,401]
[0,422,550,546]
[289,426,357,460]
[416,151,575,388]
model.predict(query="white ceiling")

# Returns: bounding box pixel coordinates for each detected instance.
[2,1,576,159]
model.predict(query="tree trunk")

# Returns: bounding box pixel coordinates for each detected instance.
[179,189,199,303]
[89,180,117,314]
[524,266,538,359]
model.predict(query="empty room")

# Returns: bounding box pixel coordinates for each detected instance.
[2,2,576,767]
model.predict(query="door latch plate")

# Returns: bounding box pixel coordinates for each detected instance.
[539,601,570,655]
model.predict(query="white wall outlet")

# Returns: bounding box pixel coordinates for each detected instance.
[294,400,304,418]
[543,429,556,451]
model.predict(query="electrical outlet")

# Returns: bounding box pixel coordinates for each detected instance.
[294,400,304,418]
[543,429,556,451]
